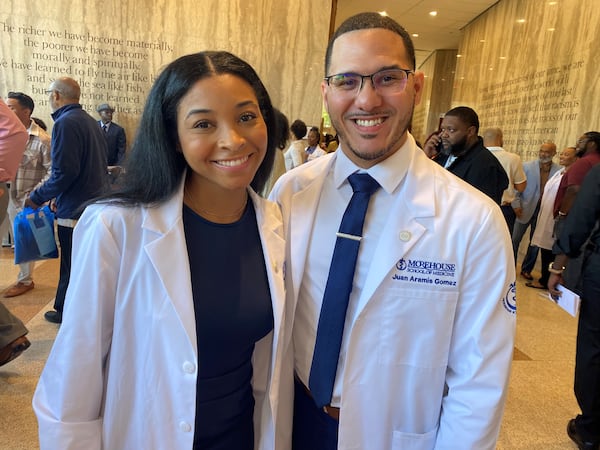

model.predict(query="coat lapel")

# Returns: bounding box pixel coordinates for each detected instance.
[355,150,436,316]
[142,183,198,354]
[288,157,336,304]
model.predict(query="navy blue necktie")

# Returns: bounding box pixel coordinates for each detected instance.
[309,173,380,408]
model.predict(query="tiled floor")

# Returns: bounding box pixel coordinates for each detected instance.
[0,245,583,449]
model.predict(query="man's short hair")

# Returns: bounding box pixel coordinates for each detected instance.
[325,12,416,74]
[7,91,35,113]
[290,119,307,140]
[444,106,480,134]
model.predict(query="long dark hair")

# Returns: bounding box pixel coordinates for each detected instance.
[105,51,276,206]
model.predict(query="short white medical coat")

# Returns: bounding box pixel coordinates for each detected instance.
[33,183,293,450]
[270,136,516,450]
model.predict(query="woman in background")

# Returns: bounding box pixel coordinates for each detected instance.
[33,51,293,450]
[283,119,307,171]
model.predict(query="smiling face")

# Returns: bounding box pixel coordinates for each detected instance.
[322,28,423,168]
[559,147,577,167]
[177,74,268,198]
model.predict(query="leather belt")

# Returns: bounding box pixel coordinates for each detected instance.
[296,377,340,421]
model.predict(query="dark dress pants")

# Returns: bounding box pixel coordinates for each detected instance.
[292,378,338,450]
[573,251,600,443]
[501,204,516,235]
[53,225,73,313]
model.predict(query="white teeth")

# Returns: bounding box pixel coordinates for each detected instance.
[216,155,249,167]
[356,118,384,127]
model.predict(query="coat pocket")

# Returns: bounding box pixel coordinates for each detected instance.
[378,288,458,367]
[392,426,438,450]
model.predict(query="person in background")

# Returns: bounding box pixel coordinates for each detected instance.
[483,127,527,234]
[305,126,326,162]
[527,146,578,289]
[96,103,126,166]
[24,77,108,324]
[0,98,30,366]
[284,119,307,171]
[2,92,52,298]
[271,12,515,450]
[424,106,509,205]
[511,141,559,280]
[32,117,47,131]
[548,163,600,450]
[33,51,292,450]
[324,134,339,153]
[553,131,600,238]
[260,108,289,197]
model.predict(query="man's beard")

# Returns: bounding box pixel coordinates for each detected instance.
[449,135,469,155]
[331,103,414,163]
[539,156,553,163]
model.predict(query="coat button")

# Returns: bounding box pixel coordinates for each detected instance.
[399,230,411,241]
[179,421,192,432]
[182,361,196,374]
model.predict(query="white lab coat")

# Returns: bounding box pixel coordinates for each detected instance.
[33,182,293,450]
[270,137,516,450]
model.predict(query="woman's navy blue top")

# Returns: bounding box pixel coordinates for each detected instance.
[183,200,273,450]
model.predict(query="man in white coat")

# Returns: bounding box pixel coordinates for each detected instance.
[270,12,516,450]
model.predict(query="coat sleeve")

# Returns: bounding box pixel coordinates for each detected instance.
[30,119,83,204]
[435,204,516,449]
[33,205,120,450]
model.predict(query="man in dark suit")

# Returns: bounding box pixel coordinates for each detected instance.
[96,103,126,166]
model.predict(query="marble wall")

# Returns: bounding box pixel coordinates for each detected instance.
[0,0,331,141]
[452,0,599,160]
[412,49,457,144]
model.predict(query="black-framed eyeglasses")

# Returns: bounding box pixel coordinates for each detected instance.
[324,68,414,95]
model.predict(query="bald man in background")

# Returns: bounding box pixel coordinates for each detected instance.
[483,128,527,234]
[25,77,107,324]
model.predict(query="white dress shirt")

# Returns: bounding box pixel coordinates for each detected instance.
[294,140,412,407]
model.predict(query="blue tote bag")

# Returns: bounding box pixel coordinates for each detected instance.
[14,205,59,264]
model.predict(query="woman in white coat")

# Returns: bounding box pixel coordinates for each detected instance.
[33,51,293,450]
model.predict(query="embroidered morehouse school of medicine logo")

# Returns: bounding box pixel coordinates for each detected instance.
[503,282,517,314]
[395,258,456,278]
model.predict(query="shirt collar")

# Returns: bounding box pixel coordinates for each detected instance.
[27,119,40,137]
[333,133,414,194]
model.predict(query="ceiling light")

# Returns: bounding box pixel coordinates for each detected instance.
[456,54,463,58]
[517,19,526,23]
[412,33,419,37]
[378,11,388,16]
[429,11,438,17]
[548,27,555,31]
[480,39,486,43]
[549,1,557,4]
[499,56,506,59]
